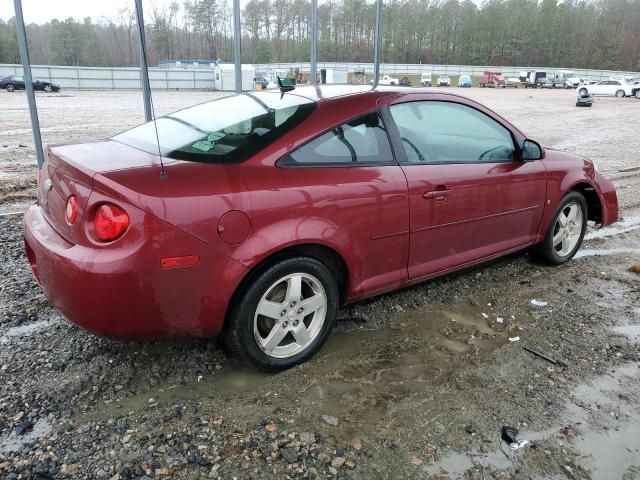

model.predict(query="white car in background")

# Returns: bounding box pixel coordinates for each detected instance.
[437,75,451,86]
[578,80,635,98]
[374,75,400,85]
[564,76,589,88]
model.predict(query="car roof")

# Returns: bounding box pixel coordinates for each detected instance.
[260,85,419,103]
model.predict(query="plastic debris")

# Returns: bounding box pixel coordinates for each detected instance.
[531,299,548,307]
[501,426,530,451]
[501,426,518,443]
[496,317,504,324]
[481,313,489,319]
[510,440,530,450]
[509,337,520,342]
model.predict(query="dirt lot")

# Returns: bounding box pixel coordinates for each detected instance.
[1,88,639,480]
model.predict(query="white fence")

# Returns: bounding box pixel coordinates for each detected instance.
[0,64,216,90]
[256,62,640,82]
[1,62,638,90]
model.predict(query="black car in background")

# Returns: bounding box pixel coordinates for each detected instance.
[0,75,61,92]
[253,76,270,89]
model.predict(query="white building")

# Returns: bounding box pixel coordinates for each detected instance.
[213,64,256,91]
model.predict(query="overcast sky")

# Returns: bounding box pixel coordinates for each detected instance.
[0,0,176,24]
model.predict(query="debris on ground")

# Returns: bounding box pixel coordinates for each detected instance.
[523,346,569,368]
[530,299,548,307]
[501,426,530,450]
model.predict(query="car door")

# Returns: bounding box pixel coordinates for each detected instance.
[246,110,410,298]
[380,95,547,279]
[14,76,26,89]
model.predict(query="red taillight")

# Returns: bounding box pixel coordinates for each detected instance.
[94,204,129,242]
[65,196,78,225]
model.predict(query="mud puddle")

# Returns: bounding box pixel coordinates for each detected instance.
[0,319,54,344]
[80,298,529,434]
[575,247,640,259]
[585,213,640,241]
[0,419,53,455]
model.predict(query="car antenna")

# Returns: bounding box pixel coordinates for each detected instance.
[136,8,167,180]
[277,76,295,98]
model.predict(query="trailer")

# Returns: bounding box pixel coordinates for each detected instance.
[479,70,505,88]
[520,70,547,88]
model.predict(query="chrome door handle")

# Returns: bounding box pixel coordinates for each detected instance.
[423,189,450,200]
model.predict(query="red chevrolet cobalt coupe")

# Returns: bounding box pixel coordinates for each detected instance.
[24,86,618,371]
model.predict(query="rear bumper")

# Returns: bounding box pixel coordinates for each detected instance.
[23,203,247,339]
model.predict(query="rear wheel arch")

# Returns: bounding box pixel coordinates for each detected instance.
[570,182,602,224]
[224,243,350,326]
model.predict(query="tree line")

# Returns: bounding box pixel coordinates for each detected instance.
[0,0,639,71]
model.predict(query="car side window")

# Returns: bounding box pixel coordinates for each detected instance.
[282,112,393,165]
[389,101,515,164]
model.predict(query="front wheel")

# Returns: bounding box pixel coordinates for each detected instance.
[615,89,625,98]
[44,84,53,93]
[635,90,640,99]
[534,192,587,265]
[5,84,15,92]
[224,257,338,372]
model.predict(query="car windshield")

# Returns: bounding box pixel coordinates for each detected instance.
[113,92,316,164]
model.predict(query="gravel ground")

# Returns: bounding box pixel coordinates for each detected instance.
[1,88,640,479]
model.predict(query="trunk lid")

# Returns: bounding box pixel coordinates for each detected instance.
[39,140,167,244]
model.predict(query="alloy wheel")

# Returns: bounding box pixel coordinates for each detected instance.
[615,90,625,97]
[552,202,584,257]
[253,272,327,359]
[44,85,53,92]
[6,84,14,92]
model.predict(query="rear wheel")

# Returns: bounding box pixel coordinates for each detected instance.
[636,90,640,99]
[5,84,15,92]
[615,89,625,98]
[224,257,338,372]
[44,84,53,93]
[534,192,587,265]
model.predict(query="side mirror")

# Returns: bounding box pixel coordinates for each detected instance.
[521,139,543,161]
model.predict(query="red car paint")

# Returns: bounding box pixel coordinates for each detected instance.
[23,86,619,338]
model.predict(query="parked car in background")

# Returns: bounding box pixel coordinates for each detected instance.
[458,75,472,87]
[375,75,400,85]
[437,75,451,86]
[578,80,635,98]
[23,85,618,371]
[253,76,270,89]
[420,72,432,87]
[564,76,589,88]
[0,75,60,92]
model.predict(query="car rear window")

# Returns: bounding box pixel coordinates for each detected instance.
[113,92,316,164]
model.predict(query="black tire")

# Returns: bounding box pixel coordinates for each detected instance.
[533,191,588,265]
[635,90,640,99]
[44,84,53,93]
[579,88,587,95]
[223,257,338,372]
[615,90,625,98]
[6,84,15,92]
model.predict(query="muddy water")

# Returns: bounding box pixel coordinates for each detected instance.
[82,299,527,434]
